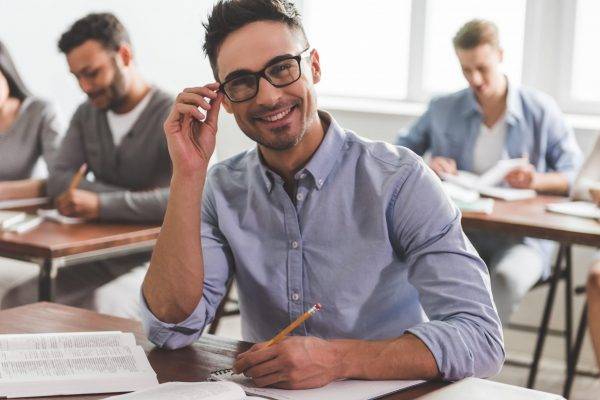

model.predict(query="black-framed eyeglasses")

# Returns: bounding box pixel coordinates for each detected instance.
[219,47,311,103]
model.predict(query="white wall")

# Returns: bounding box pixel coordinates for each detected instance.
[0,0,247,159]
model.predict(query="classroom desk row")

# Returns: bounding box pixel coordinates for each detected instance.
[0,196,598,397]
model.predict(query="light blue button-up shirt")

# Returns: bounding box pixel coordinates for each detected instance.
[396,84,583,277]
[396,83,582,185]
[141,112,504,380]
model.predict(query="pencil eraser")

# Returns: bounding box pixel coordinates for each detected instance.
[314,303,322,311]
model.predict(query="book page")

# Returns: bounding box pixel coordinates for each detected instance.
[0,345,135,362]
[106,381,247,400]
[0,346,152,381]
[477,158,529,188]
[0,331,135,351]
[212,371,423,400]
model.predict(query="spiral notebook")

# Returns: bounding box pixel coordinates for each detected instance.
[209,369,424,400]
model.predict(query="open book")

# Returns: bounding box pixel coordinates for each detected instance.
[441,158,536,202]
[0,331,158,398]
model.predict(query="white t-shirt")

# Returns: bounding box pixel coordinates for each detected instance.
[472,115,507,175]
[106,89,153,147]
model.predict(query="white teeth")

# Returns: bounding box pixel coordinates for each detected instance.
[261,107,292,122]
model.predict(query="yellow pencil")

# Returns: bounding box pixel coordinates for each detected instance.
[265,303,322,347]
[69,163,87,190]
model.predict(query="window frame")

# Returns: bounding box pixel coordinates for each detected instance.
[301,0,600,117]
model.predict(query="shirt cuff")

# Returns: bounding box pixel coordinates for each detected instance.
[139,290,210,349]
[406,321,474,381]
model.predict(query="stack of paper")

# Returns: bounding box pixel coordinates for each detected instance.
[37,208,85,224]
[0,211,42,234]
[0,331,158,398]
[546,201,600,219]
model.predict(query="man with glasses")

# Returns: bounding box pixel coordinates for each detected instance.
[141,0,504,388]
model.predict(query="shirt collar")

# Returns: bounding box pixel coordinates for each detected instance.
[256,110,347,193]
[462,77,525,125]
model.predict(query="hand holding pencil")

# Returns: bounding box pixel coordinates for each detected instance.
[232,303,345,389]
[55,163,100,219]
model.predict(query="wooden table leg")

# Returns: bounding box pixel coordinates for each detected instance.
[38,259,53,302]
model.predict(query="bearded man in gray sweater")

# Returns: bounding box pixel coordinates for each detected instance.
[2,13,172,318]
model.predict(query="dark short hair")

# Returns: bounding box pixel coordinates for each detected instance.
[203,0,308,79]
[453,19,500,50]
[58,12,131,54]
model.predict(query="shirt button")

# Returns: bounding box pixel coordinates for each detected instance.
[299,173,306,179]
[318,178,324,185]
[291,240,299,249]
[296,193,304,201]
[291,292,300,301]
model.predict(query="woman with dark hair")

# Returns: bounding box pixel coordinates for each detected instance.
[0,40,62,200]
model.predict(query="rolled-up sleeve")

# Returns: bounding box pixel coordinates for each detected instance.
[391,159,505,380]
[141,179,235,349]
[542,99,583,187]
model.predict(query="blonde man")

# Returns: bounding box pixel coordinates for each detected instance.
[397,20,583,323]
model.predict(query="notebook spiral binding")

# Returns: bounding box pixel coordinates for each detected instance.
[208,368,232,381]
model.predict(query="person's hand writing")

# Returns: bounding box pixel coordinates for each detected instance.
[55,189,100,219]
[505,164,537,189]
[233,336,342,389]
[429,157,457,177]
[163,83,223,179]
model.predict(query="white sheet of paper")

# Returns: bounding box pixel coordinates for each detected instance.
[546,201,600,219]
[214,371,423,400]
[37,208,86,224]
[106,381,249,400]
[418,377,564,400]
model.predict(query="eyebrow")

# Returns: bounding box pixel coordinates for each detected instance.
[223,52,296,82]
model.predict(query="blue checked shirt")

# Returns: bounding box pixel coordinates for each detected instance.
[141,112,505,380]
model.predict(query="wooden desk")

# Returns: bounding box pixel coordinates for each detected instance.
[0,219,160,301]
[461,195,600,246]
[461,195,600,395]
[0,302,446,400]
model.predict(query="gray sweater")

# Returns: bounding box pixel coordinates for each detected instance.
[0,97,61,180]
[47,88,173,223]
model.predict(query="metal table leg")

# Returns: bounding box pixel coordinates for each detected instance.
[564,245,574,383]
[37,259,53,302]
[527,244,564,388]
[563,303,588,398]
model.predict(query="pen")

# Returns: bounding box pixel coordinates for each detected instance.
[69,163,87,190]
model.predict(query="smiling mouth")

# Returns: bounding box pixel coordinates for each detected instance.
[254,104,297,123]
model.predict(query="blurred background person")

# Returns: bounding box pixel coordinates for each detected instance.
[395,20,583,324]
